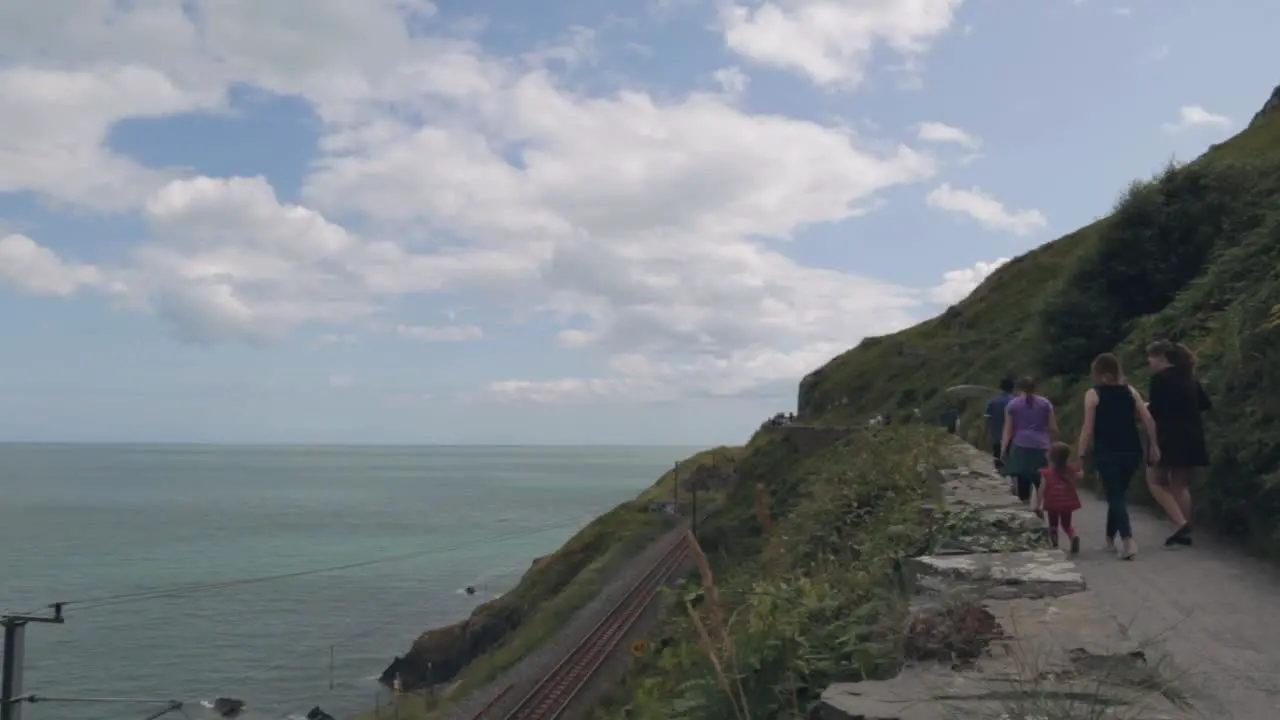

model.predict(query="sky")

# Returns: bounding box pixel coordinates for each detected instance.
[0,0,1274,445]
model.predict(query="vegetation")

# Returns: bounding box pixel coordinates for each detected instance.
[367,443,741,719]
[592,426,1045,719]
[369,83,1280,720]
[799,86,1280,554]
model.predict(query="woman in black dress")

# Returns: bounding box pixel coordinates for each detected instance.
[1145,340,1212,547]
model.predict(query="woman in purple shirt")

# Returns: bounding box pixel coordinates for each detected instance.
[1001,376,1059,506]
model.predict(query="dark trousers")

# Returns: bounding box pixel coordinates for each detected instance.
[1096,453,1141,540]
[1016,474,1040,503]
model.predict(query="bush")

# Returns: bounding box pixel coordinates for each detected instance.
[616,429,947,720]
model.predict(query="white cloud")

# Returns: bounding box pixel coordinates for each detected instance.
[713,66,751,95]
[914,121,979,150]
[929,257,1009,305]
[9,176,526,344]
[0,0,959,402]
[719,0,964,88]
[926,183,1048,235]
[0,65,218,210]
[1161,106,1232,134]
[0,234,104,296]
[394,324,484,342]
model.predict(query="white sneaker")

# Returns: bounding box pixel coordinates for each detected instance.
[1119,539,1138,560]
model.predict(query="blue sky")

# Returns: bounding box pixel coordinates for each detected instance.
[0,0,1274,444]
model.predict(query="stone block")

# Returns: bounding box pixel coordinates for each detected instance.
[906,550,1085,600]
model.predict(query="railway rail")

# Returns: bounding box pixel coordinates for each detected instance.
[482,533,690,720]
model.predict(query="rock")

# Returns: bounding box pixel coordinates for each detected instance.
[306,707,337,720]
[1249,84,1280,129]
[379,598,523,690]
[819,670,1191,719]
[906,550,1086,600]
[211,698,245,717]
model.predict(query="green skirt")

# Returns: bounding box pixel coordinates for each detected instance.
[1004,443,1048,479]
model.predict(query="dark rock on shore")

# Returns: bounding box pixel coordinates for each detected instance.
[380,597,522,690]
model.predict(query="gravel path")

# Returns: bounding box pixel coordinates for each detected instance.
[442,522,688,720]
[1071,496,1280,720]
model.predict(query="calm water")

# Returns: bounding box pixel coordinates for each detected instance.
[0,444,695,720]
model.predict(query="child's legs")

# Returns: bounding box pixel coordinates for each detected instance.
[1046,511,1062,545]
[1058,510,1076,538]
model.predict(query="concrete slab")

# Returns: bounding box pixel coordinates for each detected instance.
[822,593,1191,720]
[820,669,1192,720]
[907,550,1086,600]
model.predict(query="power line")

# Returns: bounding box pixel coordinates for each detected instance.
[183,526,555,717]
[38,514,595,613]
[15,695,180,705]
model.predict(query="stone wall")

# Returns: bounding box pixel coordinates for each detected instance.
[818,441,1192,720]
[756,424,852,455]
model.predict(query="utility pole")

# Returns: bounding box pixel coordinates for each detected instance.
[691,478,699,540]
[672,461,679,509]
[2,604,65,720]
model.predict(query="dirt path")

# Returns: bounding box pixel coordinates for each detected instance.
[1070,493,1280,719]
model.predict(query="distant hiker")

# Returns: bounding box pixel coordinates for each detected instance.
[1076,353,1159,560]
[1037,442,1082,555]
[1145,340,1212,548]
[1001,376,1057,511]
[941,406,959,434]
[985,377,1016,472]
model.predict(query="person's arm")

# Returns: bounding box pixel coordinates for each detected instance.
[1131,385,1160,465]
[1077,389,1098,457]
[1048,402,1060,439]
[1197,381,1212,412]
[1001,406,1014,454]
[1147,373,1166,417]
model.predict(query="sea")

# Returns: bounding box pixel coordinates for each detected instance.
[0,444,697,720]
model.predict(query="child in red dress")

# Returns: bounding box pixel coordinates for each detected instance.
[1037,441,1082,555]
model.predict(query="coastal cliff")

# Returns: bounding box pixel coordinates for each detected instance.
[375,83,1280,718]
[374,447,736,698]
[799,83,1280,552]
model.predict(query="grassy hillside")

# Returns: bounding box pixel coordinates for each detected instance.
[592,425,1045,719]
[799,84,1280,552]
[369,444,743,718]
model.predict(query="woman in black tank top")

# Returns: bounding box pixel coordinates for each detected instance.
[1077,354,1160,560]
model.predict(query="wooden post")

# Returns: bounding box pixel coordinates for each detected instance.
[672,461,679,508]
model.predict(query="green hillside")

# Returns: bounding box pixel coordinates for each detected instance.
[799,84,1280,552]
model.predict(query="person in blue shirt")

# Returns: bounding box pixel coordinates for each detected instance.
[985,377,1016,471]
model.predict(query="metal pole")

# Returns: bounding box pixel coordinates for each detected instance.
[672,461,679,508]
[329,646,335,690]
[2,605,65,720]
[1,620,25,720]
[691,480,698,540]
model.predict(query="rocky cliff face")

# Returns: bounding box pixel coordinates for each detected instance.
[379,563,535,689]
[1249,84,1280,128]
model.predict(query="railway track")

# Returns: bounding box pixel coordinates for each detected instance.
[489,534,690,720]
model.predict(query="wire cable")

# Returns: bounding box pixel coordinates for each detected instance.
[16,694,181,705]
[43,512,599,717]
[46,513,597,613]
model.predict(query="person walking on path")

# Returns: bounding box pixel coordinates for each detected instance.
[985,376,1015,474]
[1145,340,1212,548]
[1001,376,1058,510]
[1077,353,1160,560]
[1036,441,1082,555]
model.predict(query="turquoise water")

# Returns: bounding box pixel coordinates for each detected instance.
[0,444,695,720]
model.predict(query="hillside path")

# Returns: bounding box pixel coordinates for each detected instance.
[1070,493,1280,719]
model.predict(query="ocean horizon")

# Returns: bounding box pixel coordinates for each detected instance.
[0,443,698,720]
